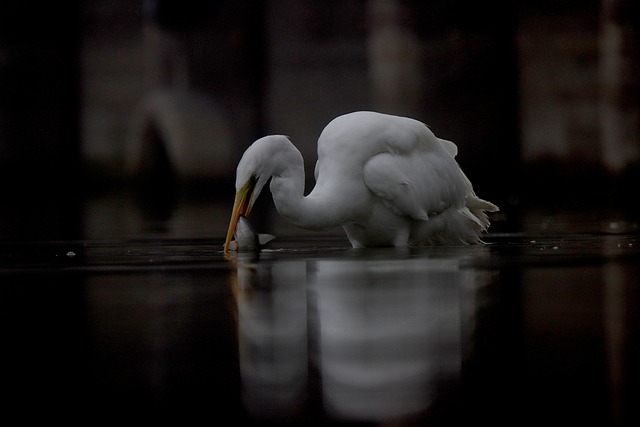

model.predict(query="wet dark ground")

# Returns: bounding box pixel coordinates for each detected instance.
[1,194,639,425]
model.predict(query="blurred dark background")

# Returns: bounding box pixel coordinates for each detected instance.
[0,0,638,240]
[1,4,639,424]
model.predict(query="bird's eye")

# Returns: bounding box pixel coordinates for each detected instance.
[239,174,258,194]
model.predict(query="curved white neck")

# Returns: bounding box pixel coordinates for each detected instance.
[269,158,341,231]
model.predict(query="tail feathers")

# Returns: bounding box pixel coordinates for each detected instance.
[414,196,499,245]
[461,194,499,234]
[459,206,490,232]
[465,195,499,212]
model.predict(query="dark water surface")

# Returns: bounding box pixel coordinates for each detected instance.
[1,206,639,425]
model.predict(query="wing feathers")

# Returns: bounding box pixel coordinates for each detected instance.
[363,151,466,221]
[362,157,431,220]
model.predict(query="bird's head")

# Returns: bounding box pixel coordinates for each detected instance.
[224,135,294,252]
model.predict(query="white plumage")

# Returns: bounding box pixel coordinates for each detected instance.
[224,111,498,251]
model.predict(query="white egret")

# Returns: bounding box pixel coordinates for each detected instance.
[223,111,498,252]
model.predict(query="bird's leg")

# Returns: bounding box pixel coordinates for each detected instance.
[342,225,365,248]
[392,224,410,248]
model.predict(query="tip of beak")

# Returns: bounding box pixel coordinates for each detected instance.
[224,180,256,253]
[224,230,235,253]
[223,212,238,253]
[224,199,244,253]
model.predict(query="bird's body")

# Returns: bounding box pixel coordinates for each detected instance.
[224,111,498,251]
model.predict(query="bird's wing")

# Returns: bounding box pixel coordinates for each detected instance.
[361,123,471,221]
[363,149,469,221]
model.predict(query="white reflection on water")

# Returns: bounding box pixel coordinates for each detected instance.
[235,259,309,420]
[234,250,487,423]
[313,258,468,421]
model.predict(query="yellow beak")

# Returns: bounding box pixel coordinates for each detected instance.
[223,178,256,253]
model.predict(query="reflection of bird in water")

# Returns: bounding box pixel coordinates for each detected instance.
[224,111,498,252]
[232,254,481,423]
